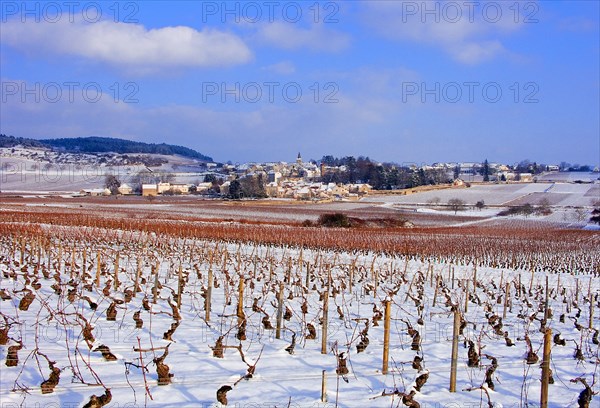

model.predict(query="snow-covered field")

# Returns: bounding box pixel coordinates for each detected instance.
[1,226,598,407]
[0,152,202,193]
[0,156,136,193]
[362,183,598,208]
[537,172,599,183]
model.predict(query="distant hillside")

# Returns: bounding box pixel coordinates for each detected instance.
[1,134,213,161]
[41,136,212,161]
[0,134,46,149]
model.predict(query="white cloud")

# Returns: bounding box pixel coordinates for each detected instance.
[255,22,350,52]
[1,18,252,73]
[361,1,527,64]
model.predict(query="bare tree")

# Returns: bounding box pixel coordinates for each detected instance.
[537,198,552,215]
[104,174,121,195]
[131,170,158,194]
[574,208,588,223]
[158,172,175,183]
[427,197,441,206]
[448,198,466,214]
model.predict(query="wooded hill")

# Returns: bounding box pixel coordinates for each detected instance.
[0,135,212,161]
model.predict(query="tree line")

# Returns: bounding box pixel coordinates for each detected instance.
[0,134,212,161]
[320,156,450,189]
[42,137,213,161]
[0,134,46,148]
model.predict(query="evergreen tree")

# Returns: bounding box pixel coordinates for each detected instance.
[228,180,243,199]
[482,159,490,182]
[453,165,460,180]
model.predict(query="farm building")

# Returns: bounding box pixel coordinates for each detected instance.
[169,184,190,194]
[142,184,158,196]
[80,188,111,196]
[117,183,133,195]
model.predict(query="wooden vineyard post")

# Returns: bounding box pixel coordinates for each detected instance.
[540,328,552,408]
[57,244,63,273]
[113,252,120,291]
[177,264,183,309]
[503,282,510,319]
[21,239,27,265]
[428,263,433,286]
[33,239,38,264]
[321,370,327,402]
[206,267,213,321]
[349,258,355,294]
[529,268,535,293]
[82,248,87,276]
[10,237,16,262]
[237,277,245,318]
[46,241,52,271]
[544,275,549,324]
[153,264,160,304]
[382,299,391,375]
[373,270,378,299]
[464,279,469,314]
[286,257,292,284]
[96,251,102,286]
[36,241,42,269]
[432,275,440,307]
[276,283,284,340]
[70,248,76,279]
[134,257,141,297]
[371,256,377,298]
[20,238,24,266]
[298,248,303,282]
[304,260,310,289]
[449,310,460,392]
[222,250,228,277]
[321,272,330,355]
[318,257,323,282]
[588,278,594,329]
[472,266,477,289]
[451,265,455,289]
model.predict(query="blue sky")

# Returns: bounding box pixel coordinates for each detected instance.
[1,1,598,166]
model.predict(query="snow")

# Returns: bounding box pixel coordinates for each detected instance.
[0,150,203,193]
[537,172,599,183]
[0,235,597,407]
[361,183,595,208]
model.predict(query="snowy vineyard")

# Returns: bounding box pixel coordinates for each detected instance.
[0,223,598,408]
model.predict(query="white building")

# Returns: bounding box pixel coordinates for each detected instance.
[117,183,133,195]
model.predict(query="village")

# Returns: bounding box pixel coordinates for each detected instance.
[78,153,584,201]
[5,144,587,201]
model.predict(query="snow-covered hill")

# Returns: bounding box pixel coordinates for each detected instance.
[0,146,208,193]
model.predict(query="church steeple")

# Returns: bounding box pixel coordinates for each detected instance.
[296,152,302,165]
